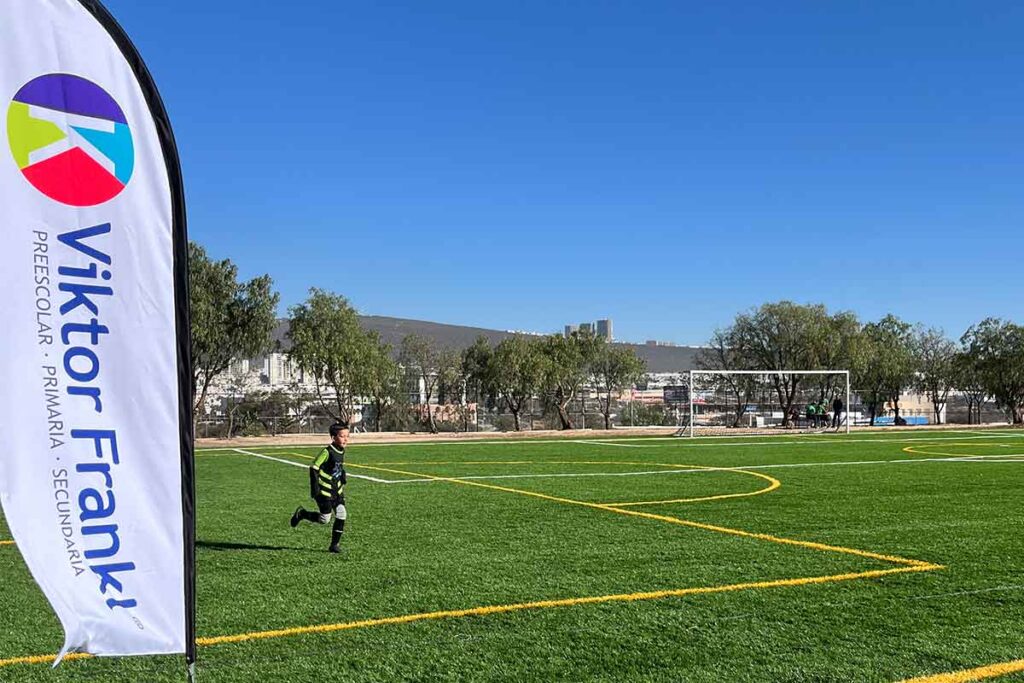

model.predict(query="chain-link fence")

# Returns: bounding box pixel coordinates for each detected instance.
[195,415,340,439]
[197,392,1017,439]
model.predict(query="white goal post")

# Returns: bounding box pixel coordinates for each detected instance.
[686,370,851,437]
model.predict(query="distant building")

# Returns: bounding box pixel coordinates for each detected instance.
[205,315,703,413]
[563,318,613,340]
[262,353,295,386]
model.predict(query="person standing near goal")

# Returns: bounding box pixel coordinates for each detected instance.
[832,396,844,429]
[290,422,349,553]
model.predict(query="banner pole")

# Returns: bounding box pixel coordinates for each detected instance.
[78,0,197,669]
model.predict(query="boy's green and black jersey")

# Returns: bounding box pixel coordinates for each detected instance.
[310,444,346,502]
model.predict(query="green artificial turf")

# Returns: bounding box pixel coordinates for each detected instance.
[2,429,1024,682]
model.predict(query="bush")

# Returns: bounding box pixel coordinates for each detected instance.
[493,415,519,432]
[620,402,674,427]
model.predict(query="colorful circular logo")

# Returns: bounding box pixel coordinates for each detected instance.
[7,73,134,207]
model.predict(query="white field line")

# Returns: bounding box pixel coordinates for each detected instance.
[413,468,696,482]
[908,584,1024,601]
[230,448,403,484]
[953,458,1024,463]
[570,440,658,448]
[229,446,1022,485]
[589,432,1024,448]
[196,430,1024,453]
[960,430,1024,437]
[231,448,305,468]
[345,453,1024,485]
[705,453,1024,471]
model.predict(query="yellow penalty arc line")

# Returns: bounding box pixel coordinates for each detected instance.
[603,465,780,507]
[215,453,779,505]
[0,564,935,669]
[347,459,781,505]
[897,658,1024,683]
[348,463,940,569]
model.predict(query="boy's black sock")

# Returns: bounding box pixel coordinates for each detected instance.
[300,509,321,523]
[330,518,345,547]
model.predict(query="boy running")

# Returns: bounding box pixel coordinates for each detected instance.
[290,422,349,553]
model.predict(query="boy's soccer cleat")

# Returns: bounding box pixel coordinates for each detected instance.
[290,507,303,528]
[328,544,340,554]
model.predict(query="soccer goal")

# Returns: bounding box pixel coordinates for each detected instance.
[685,370,851,437]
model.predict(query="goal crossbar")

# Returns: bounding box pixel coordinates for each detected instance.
[689,370,850,376]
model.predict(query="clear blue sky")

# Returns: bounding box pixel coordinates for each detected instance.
[106,0,1023,345]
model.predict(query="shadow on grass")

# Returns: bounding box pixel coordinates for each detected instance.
[197,540,320,553]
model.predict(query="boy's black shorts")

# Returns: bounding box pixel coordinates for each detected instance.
[315,494,346,515]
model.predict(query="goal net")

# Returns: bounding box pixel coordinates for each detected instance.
[684,370,850,436]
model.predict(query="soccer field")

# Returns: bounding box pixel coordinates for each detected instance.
[2,429,1024,682]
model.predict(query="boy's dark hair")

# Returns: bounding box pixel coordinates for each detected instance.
[329,422,350,437]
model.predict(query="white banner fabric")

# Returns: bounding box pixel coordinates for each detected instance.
[0,0,187,660]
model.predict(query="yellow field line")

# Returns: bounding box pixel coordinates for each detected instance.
[0,540,15,547]
[197,566,932,646]
[605,486,780,507]
[0,456,942,670]
[0,652,93,668]
[604,467,780,507]
[347,463,940,569]
[371,460,539,465]
[355,460,690,467]
[897,658,1024,682]
[348,459,780,504]
[0,565,935,669]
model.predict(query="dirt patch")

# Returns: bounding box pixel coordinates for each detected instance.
[196,427,678,449]
[194,422,1016,450]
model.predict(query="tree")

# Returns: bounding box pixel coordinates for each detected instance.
[399,334,445,433]
[490,335,545,431]
[538,330,602,430]
[723,302,847,427]
[961,319,1024,424]
[953,349,988,425]
[436,348,464,406]
[460,336,497,431]
[591,344,646,430]
[436,348,469,431]
[625,401,672,427]
[462,336,496,409]
[812,311,864,405]
[855,315,917,426]
[242,388,303,435]
[913,327,957,425]
[697,328,760,428]
[220,361,263,437]
[189,242,279,418]
[287,289,375,421]
[362,337,406,432]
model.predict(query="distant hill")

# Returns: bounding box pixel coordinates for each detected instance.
[272,316,701,373]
